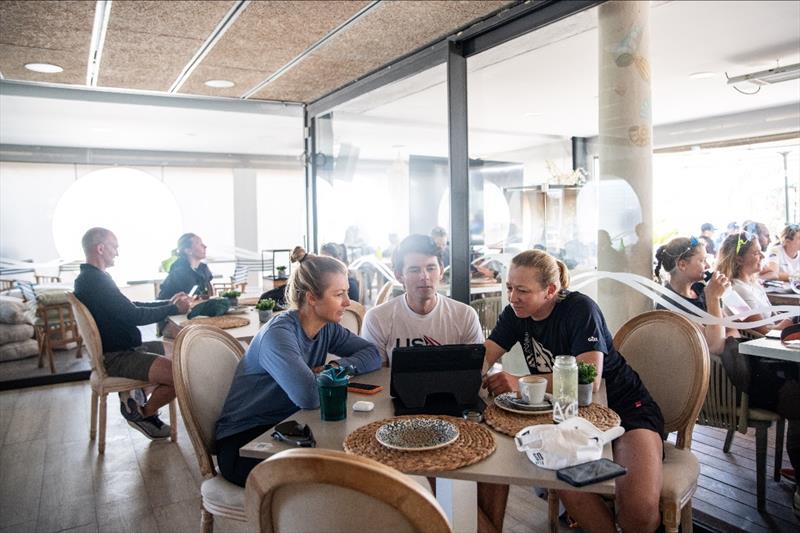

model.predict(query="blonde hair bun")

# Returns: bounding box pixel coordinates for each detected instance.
[290,246,307,263]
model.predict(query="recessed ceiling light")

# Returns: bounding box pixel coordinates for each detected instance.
[24,62,63,74]
[204,79,234,88]
[689,71,716,79]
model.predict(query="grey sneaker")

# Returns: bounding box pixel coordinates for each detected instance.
[119,395,144,423]
[127,414,171,440]
[131,388,147,407]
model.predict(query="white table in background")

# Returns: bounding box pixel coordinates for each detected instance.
[169,307,261,341]
[739,335,800,363]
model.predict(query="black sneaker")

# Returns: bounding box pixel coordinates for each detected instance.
[119,394,144,423]
[127,414,171,441]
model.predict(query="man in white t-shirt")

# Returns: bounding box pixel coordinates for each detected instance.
[362,234,507,533]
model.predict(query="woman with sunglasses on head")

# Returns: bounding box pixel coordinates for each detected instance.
[158,233,214,300]
[482,250,664,533]
[764,224,800,282]
[654,237,730,354]
[716,233,793,335]
[214,246,381,487]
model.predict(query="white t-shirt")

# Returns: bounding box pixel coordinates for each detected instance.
[766,244,800,277]
[362,293,484,365]
[731,279,772,315]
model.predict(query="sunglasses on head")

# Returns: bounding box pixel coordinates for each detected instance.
[271,420,316,447]
[735,231,757,255]
[665,236,701,260]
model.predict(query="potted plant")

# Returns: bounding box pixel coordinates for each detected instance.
[276,265,288,279]
[220,289,241,307]
[256,298,276,323]
[577,361,597,406]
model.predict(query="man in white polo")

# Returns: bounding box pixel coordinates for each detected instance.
[362,234,507,533]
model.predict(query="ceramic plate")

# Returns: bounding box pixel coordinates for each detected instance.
[375,418,459,452]
[494,392,554,415]
[226,306,249,315]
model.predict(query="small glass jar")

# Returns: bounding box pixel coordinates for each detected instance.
[462,409,483,423]
[552,355,578,423]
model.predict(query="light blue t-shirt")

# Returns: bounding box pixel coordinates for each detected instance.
[215,310,381,440]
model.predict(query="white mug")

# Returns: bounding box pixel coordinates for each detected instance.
[518,375,547,405]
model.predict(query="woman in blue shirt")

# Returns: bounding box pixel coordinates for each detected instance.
[482,250,663,532]
[215,246,381,486]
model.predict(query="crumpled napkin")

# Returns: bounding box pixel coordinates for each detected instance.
[514,417,625,470]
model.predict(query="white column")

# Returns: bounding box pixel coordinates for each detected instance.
[597,0,653,332]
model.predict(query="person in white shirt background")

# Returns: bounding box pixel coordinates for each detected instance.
[764,223,800,282]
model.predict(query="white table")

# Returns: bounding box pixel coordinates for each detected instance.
[170,307,262,341]
[739,336,800,363]
[240,368,614,532]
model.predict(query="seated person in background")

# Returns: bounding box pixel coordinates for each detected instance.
[361,234,506,533]
[654,237,729,354]
[320,242,360,302]
[716,232,793,335]
[74,227,191,440]
[215,246,381,487]
[483,250,664,532]
[158,233,213,299]
[764,224,800,282]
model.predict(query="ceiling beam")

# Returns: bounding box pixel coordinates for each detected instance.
[169,0,251,94]
[241,1,382,99]
[86,0,112,87]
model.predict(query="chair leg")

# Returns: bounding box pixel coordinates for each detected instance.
[99,393,108,454]
[201,507,214,533]
[547,490,559,533]
[680,502,693,533]
[75,337,83,359]
[662,500,681,533]
[46,339,55,374]
[169,400,178,442]
[755,425,767,511]
[723,427,735,453]
[90,390,98,440]
[774,417,785,482]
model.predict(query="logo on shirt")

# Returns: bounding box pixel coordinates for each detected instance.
[394,335,442,348]
[522,332,554,372]
[587,336,598,342]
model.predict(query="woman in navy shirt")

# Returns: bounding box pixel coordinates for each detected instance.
[483,250,663,532]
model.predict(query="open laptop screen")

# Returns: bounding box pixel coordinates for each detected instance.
[390,343,485,416]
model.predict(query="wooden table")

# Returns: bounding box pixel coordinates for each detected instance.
[240,368,614,532]
[766,289,800,306]
[739,335,800,363]
[169,307,262,341]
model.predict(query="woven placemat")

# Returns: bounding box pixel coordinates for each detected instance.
[187,315,250,329]
[343,415,496,473]
[484,403,621,437]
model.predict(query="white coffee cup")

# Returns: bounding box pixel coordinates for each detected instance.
[518,375,547,405]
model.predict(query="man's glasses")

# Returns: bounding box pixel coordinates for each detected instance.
[271,420,316,447]
[735,231,757,255]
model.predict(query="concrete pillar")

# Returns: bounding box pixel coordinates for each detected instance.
[597,0,653,332]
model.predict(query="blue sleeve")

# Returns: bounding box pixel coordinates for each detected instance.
[326,324,381,375]
[566,297,610,356]
[487,305,519,351]
[255,324,319,409]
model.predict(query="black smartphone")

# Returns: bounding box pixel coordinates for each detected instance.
[347,382,384,395]
[556,458,627,487]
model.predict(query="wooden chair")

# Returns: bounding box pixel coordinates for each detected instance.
[697,354,784,511]
[375,281,398,306]
[469,295,502,338]
[34,274,61,285]
[245,448,452,533]
[66,293,177,453]
[213,263,249,293]
[173,325,246,532]
[341,301,366,335]
[612,310,710,532]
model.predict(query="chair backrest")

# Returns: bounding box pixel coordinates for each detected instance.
[697,354,740,434]
[375,281,396,306]
[232,264,249,284]
[341,301,365,335]
[469,295,502,338]
[613,310,709,449]
[66,293,105,376]
[245,448,452,533]
[173,325,245,477]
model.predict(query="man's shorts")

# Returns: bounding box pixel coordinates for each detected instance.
[103,341,165,382]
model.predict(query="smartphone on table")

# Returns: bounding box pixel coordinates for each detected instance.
[187,285,199,298]
[347,382,384,395]
[557,458,627,487]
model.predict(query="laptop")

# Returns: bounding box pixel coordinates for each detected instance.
[390,343,486,416]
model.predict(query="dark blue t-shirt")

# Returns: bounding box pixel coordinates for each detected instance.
[488,291,656,418]
[658,282,707,313]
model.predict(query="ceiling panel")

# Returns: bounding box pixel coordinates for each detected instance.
[98,0,235,91]
[251,0,512,102]
[0,0,95,85]
[181,0,371,99]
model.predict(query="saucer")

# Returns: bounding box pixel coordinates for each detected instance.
[494,392,553,415]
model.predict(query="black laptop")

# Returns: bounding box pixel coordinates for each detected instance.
[390,343,486,416]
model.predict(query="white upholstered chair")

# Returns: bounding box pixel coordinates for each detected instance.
[173,325,247,532]
[341,301,365,335]
[613,310,710,533]
[245,448,452,533]
[67,293,177,454]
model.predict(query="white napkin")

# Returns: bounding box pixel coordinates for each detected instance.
[514,417,625,470]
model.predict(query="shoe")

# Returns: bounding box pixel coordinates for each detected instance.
[131,388,147,407]
[127,414,171,441]
[780,467,795,482]
[119,395,144,423]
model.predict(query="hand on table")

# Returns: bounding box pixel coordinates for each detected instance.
[171,294,191,314]
[482,371,518,396]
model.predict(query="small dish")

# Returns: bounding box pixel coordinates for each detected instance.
[494,392,554,415]
[375,418,459,451]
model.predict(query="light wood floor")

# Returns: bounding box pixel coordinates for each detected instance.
[0,380,573,533]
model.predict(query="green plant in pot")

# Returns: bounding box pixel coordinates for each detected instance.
[276,265,288,279]
[220,289,241,307]
[256,298,276,323]
[577,361,597,406]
